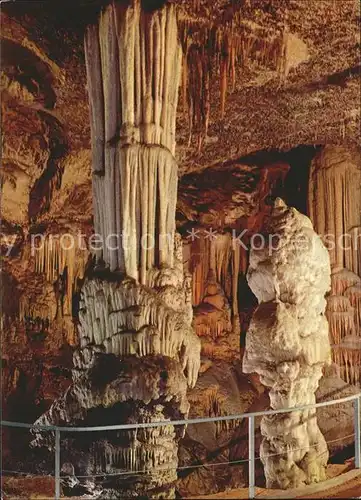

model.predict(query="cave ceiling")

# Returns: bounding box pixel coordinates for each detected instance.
[1,0,360,232]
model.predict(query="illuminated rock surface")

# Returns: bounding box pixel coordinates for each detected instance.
[244,199,331,488]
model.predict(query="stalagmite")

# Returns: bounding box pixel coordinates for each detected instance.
[76,236,200,389]
[231,239,241,333]
[308,146,361,386]
[32,2,200,498]
[243,199,331,489]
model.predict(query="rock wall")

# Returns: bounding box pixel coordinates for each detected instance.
[243,199,331,488]
[309,146,361,386]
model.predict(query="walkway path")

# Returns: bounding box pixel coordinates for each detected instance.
[195,467,361,499]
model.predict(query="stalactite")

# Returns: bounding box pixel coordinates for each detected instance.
[309,147,361,385]
[309,147,361,273]
[84,24,105,174]
[178,16,285,146]
[231,240,240,333]
[326,310,355,344]
[19,293,56,327]
[34,234,89,315]
[333,342,361,386]
[210,233,232,294]
[344,285,361,331]
[189,233,210,307]
[188,232,249,337]
[85,2,182,279]
[326,295,355,344]
[32,356,189,499]
[331,268,361,296]
[17,285,80,343]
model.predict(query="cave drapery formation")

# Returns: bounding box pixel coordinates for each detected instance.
[180,160,290,360]
[243,198,331,489]
[32,2,201,498]
[2,0,361,497]
[308,146,361,386]
[19,232,90,343]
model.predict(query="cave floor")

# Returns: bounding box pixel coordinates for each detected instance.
[2,465,360,499]
[196,467,361,499]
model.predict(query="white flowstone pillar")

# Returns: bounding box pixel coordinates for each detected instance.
[243,199,331,488]
[85,0,182,282]
[32,3,200,498]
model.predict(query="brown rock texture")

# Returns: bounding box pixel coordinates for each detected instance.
[1,0,360,498]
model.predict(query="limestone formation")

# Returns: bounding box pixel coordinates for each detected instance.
[33,233,89,315]
[75,234,199,389]
[2,2,361,499]
[85,0,181,281]
[308,146,361,386]
[31,2,200,498]
[243,198,331,489]
[181,161,290,355]
[32,355,190,498]
[308,146,361,274]
[32,232,200,496]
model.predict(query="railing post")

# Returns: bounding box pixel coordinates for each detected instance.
[248,415,255,499]
[355,395,361,469]
[55,429,61,499]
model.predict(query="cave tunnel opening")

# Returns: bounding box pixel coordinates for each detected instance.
[238,144,322,216]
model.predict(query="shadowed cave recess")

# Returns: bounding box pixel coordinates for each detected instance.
[1,0,360,498]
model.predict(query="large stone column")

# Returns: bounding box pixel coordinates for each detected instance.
[243,199,331,489]
[308,146,361,385]
[86,0,181,282]
[32,2,200,498]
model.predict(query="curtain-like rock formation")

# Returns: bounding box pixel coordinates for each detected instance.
[86,0,181,282]
[308,146,361,386]
[32,2,200,498]
[243,199,331,489]
[180,160,290,360]
[184,233,245,361]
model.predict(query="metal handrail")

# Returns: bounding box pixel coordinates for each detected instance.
[1,392,361,500]
[2,392,361,432]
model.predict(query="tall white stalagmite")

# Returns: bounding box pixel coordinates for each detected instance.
[243,199,331,489]
[308,146,361,386]
[33,3,200,499]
